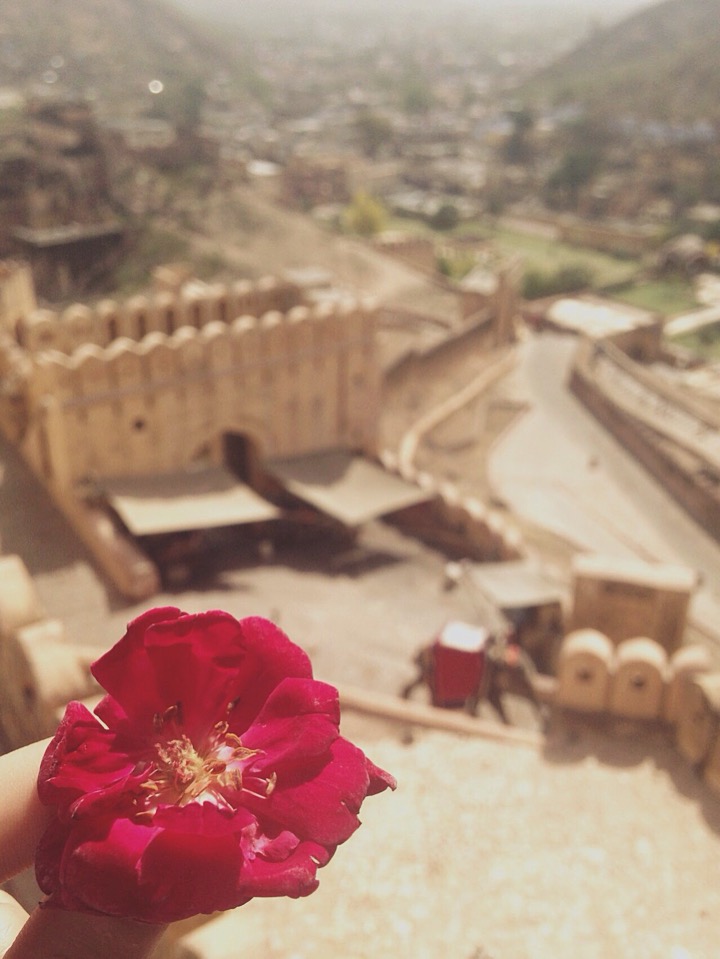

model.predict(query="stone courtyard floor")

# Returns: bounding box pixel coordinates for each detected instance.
[172,714,720,959]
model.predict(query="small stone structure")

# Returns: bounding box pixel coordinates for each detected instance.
[554,627,720,797]
[537,293,663,363]
[282,155,351,209]
[373,232,437,274]
[569,553,696,653]
[675,672,720,768]
[664,644,713,724]
[555,628,614,712]
[0,555,96,750]
[556,216,660,258]
[379,458,522,563]
[607,636,668,720]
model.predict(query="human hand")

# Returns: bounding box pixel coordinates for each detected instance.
[0,740,166,959]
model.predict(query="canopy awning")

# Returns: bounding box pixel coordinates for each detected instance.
[102,467,279,536]
[463,560,566,611]
[267,450,430,527]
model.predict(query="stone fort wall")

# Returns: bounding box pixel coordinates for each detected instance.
[0,261,527,598]
[13,276,304,355]
[569,338,720,543]
[14,295,380,491]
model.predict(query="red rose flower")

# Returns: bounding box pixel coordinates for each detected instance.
[35,608,395,923]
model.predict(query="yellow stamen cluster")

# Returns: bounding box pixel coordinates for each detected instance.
[140,717,273,811]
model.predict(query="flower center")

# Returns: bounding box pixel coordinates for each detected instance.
[138,713,276,815]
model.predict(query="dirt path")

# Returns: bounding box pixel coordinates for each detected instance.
[177,181,458,320]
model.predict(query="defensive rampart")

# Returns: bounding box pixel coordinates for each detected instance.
[14,276,304,354]
[0,269,383,596]
[569,338,720,543]
[13,299,380,490]
[0,261,526,597]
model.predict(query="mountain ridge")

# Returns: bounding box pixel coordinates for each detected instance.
[0,0,248,113]
[526,0,720,124]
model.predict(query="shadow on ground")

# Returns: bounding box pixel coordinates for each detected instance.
[542,710,720,836]
[0,436,98,576]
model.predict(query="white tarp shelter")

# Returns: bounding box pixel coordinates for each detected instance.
[267,450,430,527]
[103,467,279,536]
[463,559,566,612]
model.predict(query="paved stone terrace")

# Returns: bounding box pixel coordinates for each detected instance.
[174,716,720,959]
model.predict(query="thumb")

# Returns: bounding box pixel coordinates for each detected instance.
[0,892,29,958]
[3,906,166,959]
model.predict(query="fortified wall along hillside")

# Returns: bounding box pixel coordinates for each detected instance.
[0,261,522,598]
[3,274,380,486]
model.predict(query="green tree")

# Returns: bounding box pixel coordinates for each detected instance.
[503,106,535,166]
[522,263,593,299]
[429,202,460,231]
[436,250,475,281]
[343,192,387,237]
[545,149,601,209]
[354,110,393,159]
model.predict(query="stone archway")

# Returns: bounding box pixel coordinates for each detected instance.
[222,431,263,487]
[189,418,271,489]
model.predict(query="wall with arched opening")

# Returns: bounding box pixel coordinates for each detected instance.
[18,299,380,489]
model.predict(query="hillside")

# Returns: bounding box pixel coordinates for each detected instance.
[113,173,459,324]
[0,0,251,114]
[527,0,720,124]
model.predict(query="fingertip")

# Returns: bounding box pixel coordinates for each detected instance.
[0,892,29,959]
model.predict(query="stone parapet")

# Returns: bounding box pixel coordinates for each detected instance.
[16,276,304,356]
[7,298,379,491]
[570,338,720,544]
[0,555,97,750]
[382,463,524,563]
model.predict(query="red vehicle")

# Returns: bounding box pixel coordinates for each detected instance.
[401,620,549,727]
[427,621,491,709]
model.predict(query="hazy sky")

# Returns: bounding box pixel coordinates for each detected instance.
[174,0,659,19]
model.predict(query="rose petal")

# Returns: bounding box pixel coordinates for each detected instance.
[38,702,137,811]
[138,823,246,920]
[241,677,341,777]
[218,616,315,732]
[93,612,314,741]
[45,816,160,919]
[243,827,300,863]
[365,756,398,795]
[235,840,328,900]
[91,607,182,730]
[151,800,255,837]
[258,737,378,846]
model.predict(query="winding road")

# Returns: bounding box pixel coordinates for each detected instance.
[489,331,720,649]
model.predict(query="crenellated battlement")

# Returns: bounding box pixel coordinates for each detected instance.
[16,276,306,355]
[11,292,379,490]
